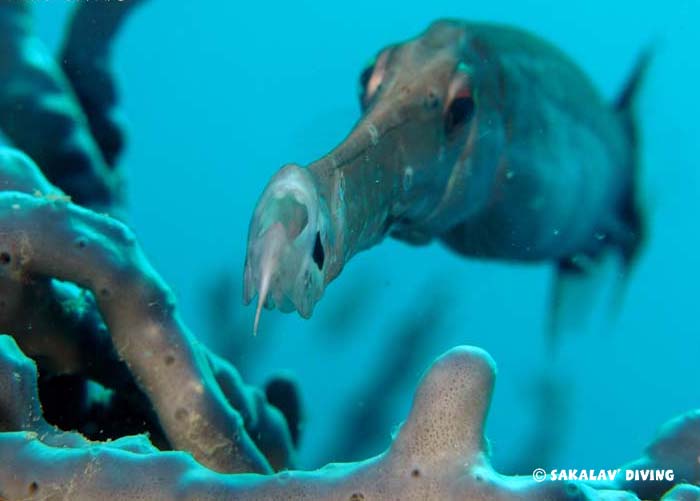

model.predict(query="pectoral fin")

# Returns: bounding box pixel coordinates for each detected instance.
[547,253,616,346]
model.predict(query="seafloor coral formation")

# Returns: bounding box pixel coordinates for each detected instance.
[0,2,697,500]
[1,330,699,500]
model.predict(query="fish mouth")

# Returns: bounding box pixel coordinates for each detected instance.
[247,221,286,335]
[243,164,327,333]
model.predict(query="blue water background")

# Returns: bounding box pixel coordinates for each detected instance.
[33,0,700,471]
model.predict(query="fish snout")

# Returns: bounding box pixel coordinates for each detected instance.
[244,164,329,332]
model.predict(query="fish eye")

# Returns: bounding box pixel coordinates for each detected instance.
[358,60,375,102]
[358,50,390,110]
[312,231,325,270]
[444,90,475,135]
[444,64,475,136]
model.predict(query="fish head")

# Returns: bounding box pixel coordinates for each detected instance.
[244,20,481,330]
[352,20,479,183]
[243,164,332,333]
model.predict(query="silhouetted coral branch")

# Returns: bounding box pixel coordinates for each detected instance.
[323,286,449,464]
[0,1,121,213]
[59,0,146,168]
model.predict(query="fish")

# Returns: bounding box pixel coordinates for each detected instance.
[243,19,649,337]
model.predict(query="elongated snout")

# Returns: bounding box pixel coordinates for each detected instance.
[243,164,330,333]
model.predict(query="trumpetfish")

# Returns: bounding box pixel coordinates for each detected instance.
[243,19,649,336]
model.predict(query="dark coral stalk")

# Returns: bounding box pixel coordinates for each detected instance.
[0,1,122,214]
[59,0,147,168]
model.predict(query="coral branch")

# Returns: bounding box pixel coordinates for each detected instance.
[0,149,149,384]
[0,333,157,457]
[0,149,295,473]
[0,334,83,447]
[661,485,700,501]
[0,2,121,213]
[1,339,694,500]
[613,410,700,499]
[59,0,146,167]
[207,351,298,471]
[0,191,274,473]
[0,148,167,444]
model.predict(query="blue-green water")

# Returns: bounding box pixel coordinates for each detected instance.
[33,0,700,472]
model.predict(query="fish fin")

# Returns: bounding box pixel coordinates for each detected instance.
[611,47,652,303]
[548,256,598,346]
[615,47,653,117]
[390,225,434,246]
[549,51,653,347]
[548,252,626,349]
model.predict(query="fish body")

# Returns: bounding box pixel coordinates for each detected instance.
[244,20,646,332]
[428,23,634,264]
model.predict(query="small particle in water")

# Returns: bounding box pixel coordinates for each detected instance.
[403,166,414,191]
[505,170,514,179]
[530,196,545,210]
[438,146,446,161]
[457,61,471,73]
[595,232,606,240]
[553,229,560,236]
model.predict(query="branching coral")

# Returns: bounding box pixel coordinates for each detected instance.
[0,0,295,476]
[0,149,166,444]
[0,148,295,473]
[58,0,147,169]
[0,334,697,500]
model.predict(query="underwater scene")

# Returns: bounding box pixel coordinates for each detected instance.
[0,0,699,499]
